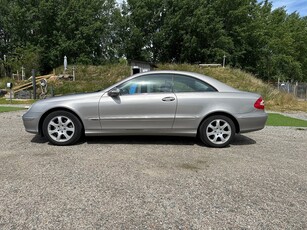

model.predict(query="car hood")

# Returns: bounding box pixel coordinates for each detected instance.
[40,91,103,103]
[28,91,104,113]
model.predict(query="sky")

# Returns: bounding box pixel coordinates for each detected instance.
[270,0,307,16]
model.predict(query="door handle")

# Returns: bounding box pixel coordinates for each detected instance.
[162,97,175,102]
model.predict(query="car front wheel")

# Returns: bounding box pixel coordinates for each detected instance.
[199,115,235,148]
[42,110,83,146]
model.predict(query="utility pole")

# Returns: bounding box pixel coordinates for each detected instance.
[64,56,67,74]
[21,66,25,80]
[3,55,7,77]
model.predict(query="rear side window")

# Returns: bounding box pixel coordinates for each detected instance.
[173,75,217,92]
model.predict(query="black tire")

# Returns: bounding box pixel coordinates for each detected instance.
[199,115,235,148]
[42,110,83,146]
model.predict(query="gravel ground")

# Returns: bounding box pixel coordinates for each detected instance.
[0,110,307,229]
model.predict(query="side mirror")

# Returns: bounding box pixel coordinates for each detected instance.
[108,88,120,97]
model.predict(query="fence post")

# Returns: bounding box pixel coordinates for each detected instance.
[72,66,75,81]
[32,69,36,100]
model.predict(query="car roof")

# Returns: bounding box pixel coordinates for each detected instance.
[128,70,239,92]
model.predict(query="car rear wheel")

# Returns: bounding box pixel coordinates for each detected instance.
[43,110,82,146]
[199,115,235,148]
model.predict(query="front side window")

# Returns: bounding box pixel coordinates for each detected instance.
[118,74,173,95]
[173,75,217,92]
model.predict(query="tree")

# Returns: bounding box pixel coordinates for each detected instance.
[1,0,307,82]
[0,0,119,74]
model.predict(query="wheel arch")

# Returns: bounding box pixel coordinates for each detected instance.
[197,111,240,136]
[38,107,84,136]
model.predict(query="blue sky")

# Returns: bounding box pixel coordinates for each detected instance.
[270,0,307,16]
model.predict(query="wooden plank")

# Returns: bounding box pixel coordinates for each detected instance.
[13,74,55,94]
[199,64,222,67]
[14,83,40,93]
[13,74,54,91]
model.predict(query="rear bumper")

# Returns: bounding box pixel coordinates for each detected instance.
[236,112,268,133]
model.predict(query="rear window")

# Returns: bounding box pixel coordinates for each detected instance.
[173,75,217,92]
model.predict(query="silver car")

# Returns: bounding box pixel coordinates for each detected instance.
[22,70,267,147]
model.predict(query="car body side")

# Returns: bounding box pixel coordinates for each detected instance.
[22,91,267,138]
[22,71,267,137]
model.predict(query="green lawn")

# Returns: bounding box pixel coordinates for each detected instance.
[0,98,34,105]
[267,113,307,127]
[0,106,26,113]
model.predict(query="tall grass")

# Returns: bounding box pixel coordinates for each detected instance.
[51,64,130,95]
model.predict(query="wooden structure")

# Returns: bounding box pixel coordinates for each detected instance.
[199,64,222,68]
[129,60,157,75]
[12,74,54,94]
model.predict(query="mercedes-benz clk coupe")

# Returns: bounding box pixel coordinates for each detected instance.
[22,70,267,147]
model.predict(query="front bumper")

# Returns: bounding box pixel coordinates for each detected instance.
[22,112,42,134]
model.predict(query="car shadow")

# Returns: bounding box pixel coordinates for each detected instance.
[85,134,256,146]
[30,134,256,146]
[30,135,196,146]
[30,135,85,146]
[31,135,49,144]
[231,134,257,146]
[85,136,197,146]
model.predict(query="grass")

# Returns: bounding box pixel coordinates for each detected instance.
[0,98,35,105]
[267,113,307,127]
[0,106,26,113]
[51,64,131,95]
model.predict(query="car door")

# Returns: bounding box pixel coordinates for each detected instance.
[98,74,177,130]
[172,74,218,129]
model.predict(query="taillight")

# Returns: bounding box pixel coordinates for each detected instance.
[254,97,265,110]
